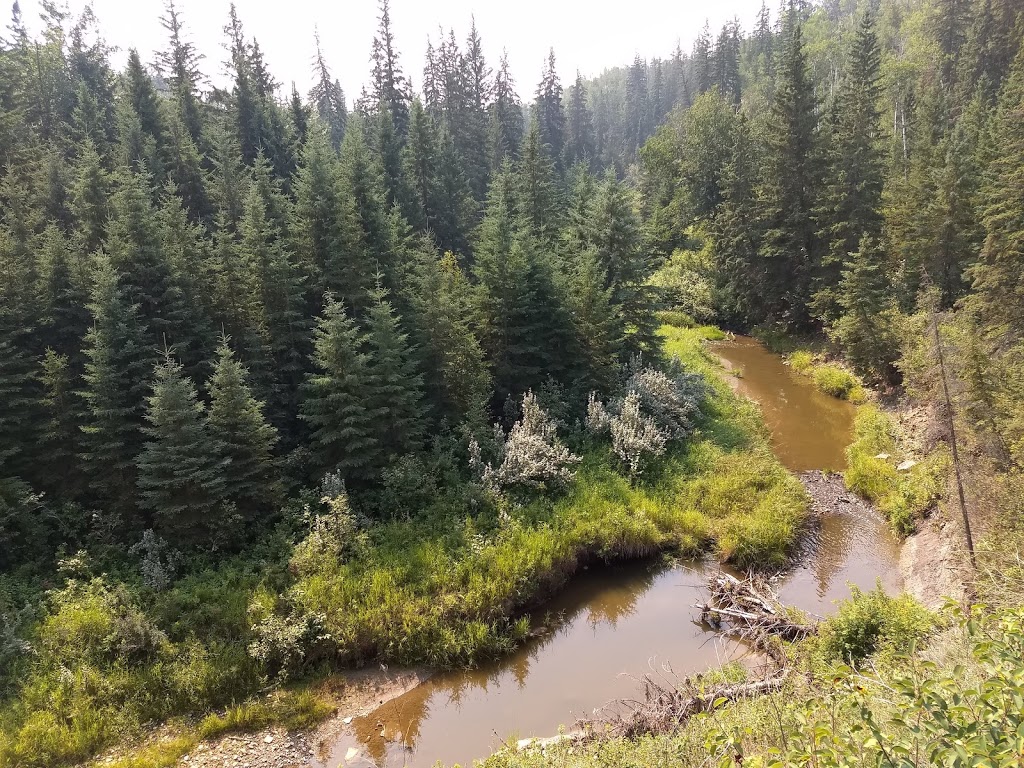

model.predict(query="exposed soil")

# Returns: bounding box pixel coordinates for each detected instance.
[173,667,430,768]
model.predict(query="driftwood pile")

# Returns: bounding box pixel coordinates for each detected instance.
[579,572,818,739]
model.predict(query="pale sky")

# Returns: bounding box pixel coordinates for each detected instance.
[23,0,768,102]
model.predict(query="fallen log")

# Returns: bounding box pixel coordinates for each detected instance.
[578,573,817,739]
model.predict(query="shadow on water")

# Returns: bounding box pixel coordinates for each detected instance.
[319,336,901,768]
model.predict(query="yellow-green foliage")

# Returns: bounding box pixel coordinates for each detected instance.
[811,363,866,402]
[816,585,934,663]
[788,349,814,374]
[845,406,948,534]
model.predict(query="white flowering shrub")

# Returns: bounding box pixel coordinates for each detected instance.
[128,529,175,591]
[587,360,706,477]
[479,391,581,496]
[625,357,706,439]
[609,392,668,476]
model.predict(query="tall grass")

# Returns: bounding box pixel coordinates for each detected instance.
[845,405,948,534]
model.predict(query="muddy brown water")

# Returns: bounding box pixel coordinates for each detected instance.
[318,336,902,768]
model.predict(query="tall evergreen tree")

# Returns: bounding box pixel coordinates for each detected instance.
[137,352,229,544]
[756,20,821,328]
[369,0,410,137]
[301,295,378,481]
[490,51,523,165]
[565,71,596,169]
[535,49,567,169]
[155,0,205,146]
[363,288,425,459]
[79,256,155,526]
[814,11,885,321]
[968,47,1024,340]
[207,336,280,520]
[310,32,347,150]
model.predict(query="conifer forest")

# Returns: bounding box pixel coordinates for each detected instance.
[2,0,1024,765]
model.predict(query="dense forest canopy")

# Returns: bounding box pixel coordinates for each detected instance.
[2,0,1024,763]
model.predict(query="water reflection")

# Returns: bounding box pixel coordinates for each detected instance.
[317,561,751,768]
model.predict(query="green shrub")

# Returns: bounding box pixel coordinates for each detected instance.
[788,350,814,374]
[811,364,864,402]
[817,585,934,663]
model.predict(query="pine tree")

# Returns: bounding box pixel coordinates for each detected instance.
[123,48,166,157]
[70,139,110,254]
[756,20,821,328]
[165,109,213,223]
[712,115,764,324]
[516,120,562,248]
[829,237,900,383]
[535,49,567,171]
[310,32,347,150]
[713,20,742,106]
[363,288,425,459]
[137,352,229,545]
[39,349,85,498]
[459,17,491,203]
[38,225,91,361]
[410,250,491,426]
[369,0,410,137]
[300,296,378,481]
[207,336,280,520]
[692,23,713,95]
[814,11,884,322]
[241,156,309,429]
[156,0,205,146]
[490,51,524,165]
[588,173,658,360]
[625,55,650,156]
[968,46,1024,340]
[289,82,310,146]
[565,71,596,168]
[79,256,155,525]
[292,126,370,309]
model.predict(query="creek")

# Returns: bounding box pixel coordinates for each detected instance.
[318,336,902,768]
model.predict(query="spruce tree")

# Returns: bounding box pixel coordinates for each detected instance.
[565,72,596,169]
[534,49,566,170]
[490,52,524,165]
[310,32,347,150]
[410,250,491,427]
[363,287,425,459]
[756,20,821,328]
[79,256,155,525]
[156,0,205,147]
[516,120,563,248]
[292,126,369,309]
[369,0,410,137]
[968,46,1024,340]
[814,11,884,322]
[137,352,229,545]
[39,349,85,498]
[207,336,280,520]
[588,173,658,360]
[70,139,110,254]
[301,296,378,481]
[829,237,900,383]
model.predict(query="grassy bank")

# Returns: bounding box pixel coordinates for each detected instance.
[0,325,808,768]
[844,405,948,535]
[753,329,867,403]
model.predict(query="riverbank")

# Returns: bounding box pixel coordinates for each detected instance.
[26,324,806,768]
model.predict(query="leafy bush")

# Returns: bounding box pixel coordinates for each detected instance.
[476,391,581,496]
[609,392,668,476]
[811,363,865,402]
[289,479,367,576]
[625,359,706,439]
[817,584,934,663]
[788,349,814,374]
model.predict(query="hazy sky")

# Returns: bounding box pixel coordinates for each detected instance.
[24,0,768,101]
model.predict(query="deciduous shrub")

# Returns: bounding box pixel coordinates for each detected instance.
[475,391,581,496]
[817,584,934,663]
